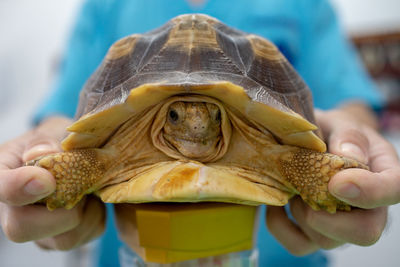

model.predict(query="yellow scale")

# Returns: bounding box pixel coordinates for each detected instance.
[127,203,258,264]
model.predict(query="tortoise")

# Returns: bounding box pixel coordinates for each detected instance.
[30,14,366,213]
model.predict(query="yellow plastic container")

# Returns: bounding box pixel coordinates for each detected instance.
[116,203,257,264]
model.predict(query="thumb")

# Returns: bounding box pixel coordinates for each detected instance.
[0,135,58,206]
[22,133,62,162]
[0,117,71,206]
[328,127,369,165]
[0,166,56,205]
[23,116,72,162]
[327,127,373,207]
[0,131,60,206]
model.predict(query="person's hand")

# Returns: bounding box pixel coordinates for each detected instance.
[0,116,105,250]
[266,104,399,255]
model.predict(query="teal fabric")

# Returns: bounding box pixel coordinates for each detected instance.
[34,1,383,266]
[35,0,382,122]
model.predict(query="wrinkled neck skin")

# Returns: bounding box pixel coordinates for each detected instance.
[100,95,294,191]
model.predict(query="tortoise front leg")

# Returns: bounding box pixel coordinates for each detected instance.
[27,149,108,210]
[277,147,368,213]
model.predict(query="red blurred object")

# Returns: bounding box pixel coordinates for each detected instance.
[352,31,400,131]
[353,32,400,78]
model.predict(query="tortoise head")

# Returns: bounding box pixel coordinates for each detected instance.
[163,101,222,159]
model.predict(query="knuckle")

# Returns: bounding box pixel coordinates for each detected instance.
[0,167,48,206]
[41,223,82,251]
[66,210,83,230]
[287,247,305,256]
[313,236,339,250]
[330,127,369,155]
[359,226,382,246]
[0,191,16,206]
[3,228,26,243]
[287,245,315,256]
[1,207,29,243]
[52,237,78,251]
[61,202,85,227]
[0,174,21,205]
[35,240,53,250]
[357,209,387,246]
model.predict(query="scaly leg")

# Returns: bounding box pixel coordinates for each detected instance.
[277,148,368,213]
[27,149,109,210]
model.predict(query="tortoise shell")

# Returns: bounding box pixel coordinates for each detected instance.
[62,14,325,152]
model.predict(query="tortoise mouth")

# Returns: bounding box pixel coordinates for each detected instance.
[151,95,232,163]
[164,134,219,144]
[163,133,222,159]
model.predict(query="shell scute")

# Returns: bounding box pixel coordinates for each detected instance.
[65,14,324,152]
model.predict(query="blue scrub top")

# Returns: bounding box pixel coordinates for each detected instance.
[35,1,382,266]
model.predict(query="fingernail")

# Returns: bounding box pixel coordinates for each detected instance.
[333,183,361,199]
[23,144,56,162]
[24,179,52,196]
[340,143,366,163]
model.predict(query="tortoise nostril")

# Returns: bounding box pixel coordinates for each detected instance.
[192,125,207,131]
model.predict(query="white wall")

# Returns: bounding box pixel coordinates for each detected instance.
[331,0,400,35]
[0,1,82,266]
[0,0,81,143]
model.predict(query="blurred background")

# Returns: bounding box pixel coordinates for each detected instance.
[0,0,399,266]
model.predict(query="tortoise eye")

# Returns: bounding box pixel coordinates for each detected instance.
[169,109,179,122]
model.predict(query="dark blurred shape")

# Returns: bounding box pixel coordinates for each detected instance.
[353,31,400,132]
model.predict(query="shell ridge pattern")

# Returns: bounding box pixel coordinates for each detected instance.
[133,22,174,74]
[280,60,301,95]
[135,35,157,74]
[199,27,243,76]
[185,31,193,74]
[168,16,245,76]
[216,49,244,76]
[254,86,267,103]
[279,61,311,117]
[91,59,116,115]
[212,24,247,76]
[227,34,247,75]
[187,15,195,69]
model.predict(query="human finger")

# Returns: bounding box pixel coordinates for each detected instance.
[0,118,71,206]
[0,126,64,171]
[266,205,319,256]
[361,126,399,172]
[320,117,400,208]
[327,127,369,164]
[21,117,73,162]
[291,198,387,246]
[330,168,400,208]
[0,166,55,206]
[289,198,344,250]
[35,197,105,250]
[0,200,85,243]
